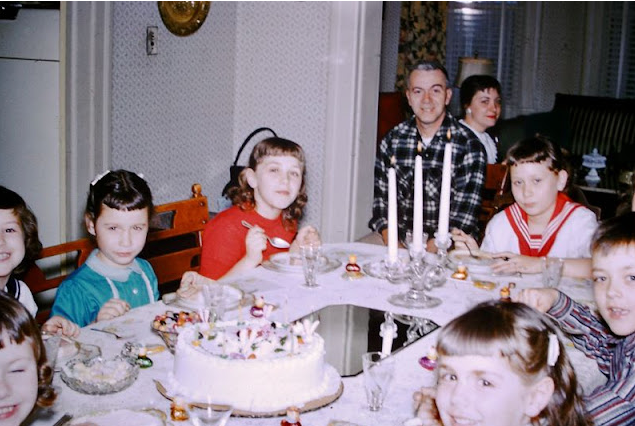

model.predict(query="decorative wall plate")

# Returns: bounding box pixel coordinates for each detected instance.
[158,1,211,37]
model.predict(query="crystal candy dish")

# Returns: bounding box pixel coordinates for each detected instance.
[60,355,139,395]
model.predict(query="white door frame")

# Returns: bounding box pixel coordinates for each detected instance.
[321,2,382,243]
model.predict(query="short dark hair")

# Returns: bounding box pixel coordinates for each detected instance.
[459,74,502,114]
[591,211,635,256]
[407,60,450,88]
[85,170,154,222]
[0,292,56,407]
[505,135,566,173]
[0,186,42,274]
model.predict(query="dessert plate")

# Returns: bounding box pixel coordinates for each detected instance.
[263,253,341,274]
[69,407,166,426]
[171,285,243,311]
[448,250,495,275]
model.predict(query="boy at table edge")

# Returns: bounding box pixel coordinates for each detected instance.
[368,59,486,252]
[516,211,635,426]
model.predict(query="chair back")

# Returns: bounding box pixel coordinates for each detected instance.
[478,164,512,241]
[22,184,209,324]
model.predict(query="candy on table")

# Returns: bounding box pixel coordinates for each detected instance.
[500,284,514,302]
[281,406,302,426]
[135,346,153,368]
[250,296,266,318]
[152,311,200,332]
[418,346,438,371]
[170,396,189,421]
[451,264,468,280]
[342,254,364,280]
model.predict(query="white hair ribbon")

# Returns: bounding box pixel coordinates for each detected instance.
[547,333,560,366]
[90,170,111,186]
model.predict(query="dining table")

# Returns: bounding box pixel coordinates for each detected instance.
[28,242,606,426]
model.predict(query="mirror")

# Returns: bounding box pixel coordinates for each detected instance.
[297,304,439,377]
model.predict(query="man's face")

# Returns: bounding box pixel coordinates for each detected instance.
[593,243,635,336]
[406,69,452,133]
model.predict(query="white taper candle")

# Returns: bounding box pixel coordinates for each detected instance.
[437,142,453,242]
[413,143,423,252]
[388,157,398,263]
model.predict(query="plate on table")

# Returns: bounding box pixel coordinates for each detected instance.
[263,253,342,274]
[170,285,244,311]
[448,250,495,275]
[69,407,166,426]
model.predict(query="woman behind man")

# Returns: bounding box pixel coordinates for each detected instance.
[459,75,502,164]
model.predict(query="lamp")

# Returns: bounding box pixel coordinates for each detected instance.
[581,148,606,187]
[454,55,495,87]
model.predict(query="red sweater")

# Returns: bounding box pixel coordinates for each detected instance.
[199,205,296,279]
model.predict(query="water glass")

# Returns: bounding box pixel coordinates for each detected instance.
[362,351,395,411]
[41,332,61,369]
[202,283,226,321]
[541,257,564,288]
[189,403,233,426]
[301,244,321,287]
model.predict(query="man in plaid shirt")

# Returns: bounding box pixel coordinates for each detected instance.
[368,60,486,251]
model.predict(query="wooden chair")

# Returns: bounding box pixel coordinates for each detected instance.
[22,184,209,324]
[478,164,512,242]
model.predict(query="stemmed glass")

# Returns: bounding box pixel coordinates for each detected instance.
[426,233,452,287]
[300,243,321,287]
[189,398,233,426]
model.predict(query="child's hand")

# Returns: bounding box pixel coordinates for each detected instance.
[177,271,215,299]
[96,298,130,322]
[290,225,321,252]
[244,226,267,264]
[514,288,559,313]
[490,253,541,275]
[412,387,442,425]
[42,316,80,338]
[450,228,479,253]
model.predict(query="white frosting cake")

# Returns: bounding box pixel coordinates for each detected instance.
[169,319,341,413]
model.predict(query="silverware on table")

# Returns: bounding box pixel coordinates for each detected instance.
[89,328,133,340]
[240,220,291,249]
[52,413,73,426]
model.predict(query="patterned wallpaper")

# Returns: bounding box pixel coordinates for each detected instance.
[110,1,330,228]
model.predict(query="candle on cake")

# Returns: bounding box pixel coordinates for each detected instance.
[437,134,453,243]
[388,156,398,263]
[413,142,424,253]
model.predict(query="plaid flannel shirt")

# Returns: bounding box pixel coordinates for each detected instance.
[549,292,635,426]
[369,114,486,241]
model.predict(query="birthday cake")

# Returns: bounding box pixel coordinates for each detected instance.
[169,319,341,413]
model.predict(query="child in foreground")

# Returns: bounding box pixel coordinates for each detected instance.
[51,170,159,327]
[0,186,78,337]
[199,137,320,280]
[517,211,635,425]
[411,300,591,426]
[0,291,56,426]
[453,136,597,278]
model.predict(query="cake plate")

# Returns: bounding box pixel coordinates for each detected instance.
[154,378,344,418]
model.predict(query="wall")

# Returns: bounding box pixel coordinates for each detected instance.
[109,2,330,228]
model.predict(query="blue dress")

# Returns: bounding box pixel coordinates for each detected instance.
[51,249,159,327]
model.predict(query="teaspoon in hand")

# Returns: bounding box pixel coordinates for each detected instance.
[240,220,291,249]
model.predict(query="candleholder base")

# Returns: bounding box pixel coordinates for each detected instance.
[389,255,442,309]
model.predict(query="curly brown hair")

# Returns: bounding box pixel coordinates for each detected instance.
[228,137,307,231]
[0,292,56,409]
[0,186,43,275]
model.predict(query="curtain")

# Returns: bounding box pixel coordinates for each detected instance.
[395,1,448,92]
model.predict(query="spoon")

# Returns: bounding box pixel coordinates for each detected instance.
[240,220,291,249]
[90,327,134,340]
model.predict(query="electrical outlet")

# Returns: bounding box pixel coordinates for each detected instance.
[146,26,158,55]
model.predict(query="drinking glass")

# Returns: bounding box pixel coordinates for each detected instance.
[541,257,564,288]
[189,403,233,426]
[202,283,226,322]
[362,351,395,411]
[301,244,321,287]
[41,332,61,369]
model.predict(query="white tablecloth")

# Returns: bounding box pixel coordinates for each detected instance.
[29,242,605,426]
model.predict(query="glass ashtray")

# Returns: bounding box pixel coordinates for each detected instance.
[60,355,139,395]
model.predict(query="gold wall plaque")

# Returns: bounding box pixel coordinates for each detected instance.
[158,1,211,37]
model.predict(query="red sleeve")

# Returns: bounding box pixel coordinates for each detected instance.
[199,209,248,279]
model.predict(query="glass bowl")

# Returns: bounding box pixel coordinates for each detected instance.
[60,355,139,395]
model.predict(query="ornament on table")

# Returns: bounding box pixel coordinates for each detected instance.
[419,346,438,371]
[342,254,364,280]
[281,406,302,426]
[451,264,468,280]
[135,346,153,368]
[250,296,274,319]
[500,282,516,302]
[170,396,189,421]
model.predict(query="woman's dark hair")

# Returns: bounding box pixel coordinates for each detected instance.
[459,74,502,116]
[85,170,154,222]
[229,137,307,231]
[0,291,56,408]
[0,186,42,275]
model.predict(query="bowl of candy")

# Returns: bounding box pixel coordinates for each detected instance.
[60,355,139,395]
[151,310,200,353]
